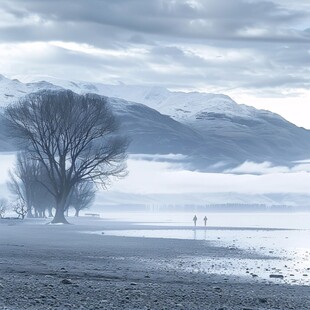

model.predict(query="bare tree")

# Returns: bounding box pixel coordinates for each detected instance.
[12,201,27,219]
[8,152,55,218]
[5,90,128,224]
[8,152,42,217]
[70,181,96,217]
[0,199,7,218]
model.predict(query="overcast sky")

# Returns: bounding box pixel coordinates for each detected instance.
[0,0,310,127]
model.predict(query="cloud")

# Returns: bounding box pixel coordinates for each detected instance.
[225,160,310,175]
[225,161,290,174]
[2,0,308,42]
[0,0,310,126]
[110,158,310,195]
[1,154,310,204]
[129,154,187,161]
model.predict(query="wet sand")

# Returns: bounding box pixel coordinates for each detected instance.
[0,217,309,310]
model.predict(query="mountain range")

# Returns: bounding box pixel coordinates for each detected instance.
[1,74,310,172]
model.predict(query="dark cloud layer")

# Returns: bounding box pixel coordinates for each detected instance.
[0,0,309,94]
[2,0,310,43]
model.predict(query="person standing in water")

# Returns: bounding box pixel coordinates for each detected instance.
[203,216,208,227]
[193,215,197,227]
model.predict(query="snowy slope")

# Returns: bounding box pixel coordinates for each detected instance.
[0,74,61,107]
[17,75,257,121]
[2,74,310,170]
[0,75,210,165]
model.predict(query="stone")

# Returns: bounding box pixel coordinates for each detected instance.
[61,279,73,284]
[269,274,284,279]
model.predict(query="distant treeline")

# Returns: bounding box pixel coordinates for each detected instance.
[98,203,310,213]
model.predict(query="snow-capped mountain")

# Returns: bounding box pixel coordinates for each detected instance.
[0,75,210,167]
[16,75,256,122]
[1,74,310,170]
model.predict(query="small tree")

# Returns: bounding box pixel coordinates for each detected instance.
[70,181,96,217]
[5,90,128,224]
[8,152,55,218]
[0,199,7,218]
[12,201,27,219]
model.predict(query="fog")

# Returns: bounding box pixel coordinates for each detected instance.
[2,153,310,208]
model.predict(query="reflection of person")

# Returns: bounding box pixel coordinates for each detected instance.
[193,215,197,227]
[203,216,208,227]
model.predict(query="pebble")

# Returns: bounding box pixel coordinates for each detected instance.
[61,278,73,284]
[269,274,284,279]
[258,297,268,303]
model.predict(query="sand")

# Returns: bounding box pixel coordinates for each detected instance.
[0,217,309,310]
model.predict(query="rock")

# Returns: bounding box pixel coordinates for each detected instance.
[258,297,268,303]
[213,287,222,292]
[61,279,73,284]
[0,283,4,289]
[269,274,284,279]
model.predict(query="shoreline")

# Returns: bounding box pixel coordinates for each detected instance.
[0,217,310,309]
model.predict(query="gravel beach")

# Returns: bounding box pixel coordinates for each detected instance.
[0,217,309,310]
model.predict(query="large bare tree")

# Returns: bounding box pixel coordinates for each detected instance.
[5,90,128,224]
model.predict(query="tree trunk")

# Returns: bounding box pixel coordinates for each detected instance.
[51,188,71,224]
[27,208,34,218]
[75,209,80,217]
[48,208,53,218]
[51,207,69,224]
[51,197,69,224]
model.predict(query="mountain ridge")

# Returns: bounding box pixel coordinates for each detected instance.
[1,74,310,171]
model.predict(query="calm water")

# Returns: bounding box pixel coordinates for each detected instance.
[100,211,310,229]
[90,212,310,285]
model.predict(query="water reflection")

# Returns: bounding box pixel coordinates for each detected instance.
[89,228,310,285]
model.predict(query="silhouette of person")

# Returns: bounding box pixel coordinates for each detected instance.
[203,216,208,227]
[193,215,197,227]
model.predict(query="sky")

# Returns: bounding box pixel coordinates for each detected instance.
[0,0,310,128]
[1,0,310,205]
